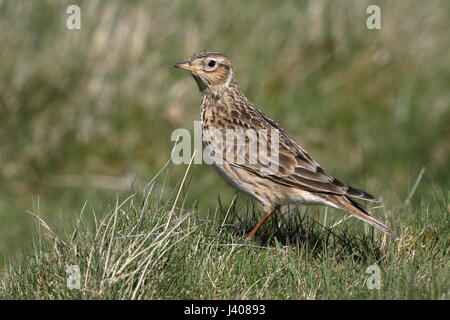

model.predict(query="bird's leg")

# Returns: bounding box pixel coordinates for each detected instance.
[245,205,275,242]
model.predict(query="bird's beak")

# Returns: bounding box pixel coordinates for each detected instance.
[174,61,198,72]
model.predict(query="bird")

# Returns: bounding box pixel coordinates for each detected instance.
[174,50,398,241]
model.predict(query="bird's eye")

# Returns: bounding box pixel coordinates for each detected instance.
[208,60,216,68]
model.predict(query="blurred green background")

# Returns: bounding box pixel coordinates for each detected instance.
[0,0,448,264]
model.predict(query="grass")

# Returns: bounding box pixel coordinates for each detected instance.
[1,162,448,299]
[0,0,449,299]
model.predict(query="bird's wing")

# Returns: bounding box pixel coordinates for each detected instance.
[213,107,378,202]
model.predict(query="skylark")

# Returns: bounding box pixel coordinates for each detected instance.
[174,50,398,241]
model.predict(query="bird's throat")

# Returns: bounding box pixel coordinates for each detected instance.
[192,74,207,92]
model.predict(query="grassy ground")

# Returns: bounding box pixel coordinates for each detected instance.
[0,0,449,299]
[1,163,448,299]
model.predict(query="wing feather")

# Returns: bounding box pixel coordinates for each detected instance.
[213,102,378,202]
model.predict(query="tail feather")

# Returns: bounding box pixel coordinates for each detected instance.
[346,185,380,202]
[325,194,399,239]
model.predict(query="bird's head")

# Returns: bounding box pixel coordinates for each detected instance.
[174,51,236,95]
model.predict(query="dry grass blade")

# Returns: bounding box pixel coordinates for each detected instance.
[25,210,60,243]
[217,193,238,239]
[402,167,426,210]
[164,149,197,231]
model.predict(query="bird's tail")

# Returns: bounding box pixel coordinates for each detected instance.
[325,194,399,240]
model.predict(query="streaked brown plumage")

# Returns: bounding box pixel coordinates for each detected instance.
[174,50,398,241]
